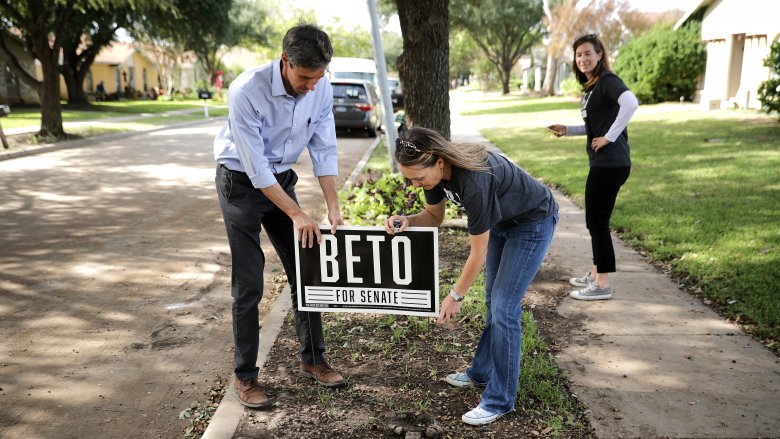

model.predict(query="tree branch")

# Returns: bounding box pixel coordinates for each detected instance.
[52,0,77,52]
[0,32,41,92]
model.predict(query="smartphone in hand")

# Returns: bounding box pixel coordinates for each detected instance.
[545,126,564,136]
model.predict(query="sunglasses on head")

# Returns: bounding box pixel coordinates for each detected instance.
[396,138,421,153]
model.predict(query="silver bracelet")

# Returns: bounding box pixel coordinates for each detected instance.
[449,289,464,302]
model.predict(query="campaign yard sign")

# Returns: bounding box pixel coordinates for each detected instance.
[295,226,439,317]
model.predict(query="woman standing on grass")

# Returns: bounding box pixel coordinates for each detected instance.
[548,33,638,301]
[383,127,558,425]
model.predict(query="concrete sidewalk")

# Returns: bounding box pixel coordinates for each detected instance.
[450,108,780,438]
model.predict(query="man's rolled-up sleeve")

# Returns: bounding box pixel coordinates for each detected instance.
[307,92,339,177]
[229,87,277,188]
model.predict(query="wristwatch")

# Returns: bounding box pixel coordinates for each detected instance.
[449,288,464,302]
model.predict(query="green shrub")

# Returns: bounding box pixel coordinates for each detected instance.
[613,23,706,103]
[340,173,460,226]
[559,75,580,97]
[757,41,780,118]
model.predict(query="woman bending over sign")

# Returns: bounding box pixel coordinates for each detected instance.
[383,127,558,426]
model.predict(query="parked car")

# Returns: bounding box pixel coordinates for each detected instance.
[331,79,383,137]
[387,77,404,111]
[328,57,378,90]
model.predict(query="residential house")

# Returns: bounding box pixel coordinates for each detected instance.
[175,51,204,93]
[676,0,780,110]
[69,41,161,100]
[516,49,572,95]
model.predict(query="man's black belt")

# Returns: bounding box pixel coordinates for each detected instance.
[220,163,292,178]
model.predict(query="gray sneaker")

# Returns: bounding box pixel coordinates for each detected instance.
[570,283,612,300]
[569,272,594,287]
[445,372,474,387]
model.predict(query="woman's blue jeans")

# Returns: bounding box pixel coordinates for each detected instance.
[466,213,557,415]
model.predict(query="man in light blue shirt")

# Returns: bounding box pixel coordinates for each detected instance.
[214,24,346,409]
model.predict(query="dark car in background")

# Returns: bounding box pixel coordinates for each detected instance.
[331,79,383,137]
[388,77,404,111]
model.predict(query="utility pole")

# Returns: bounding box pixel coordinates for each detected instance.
[367,0,399,172]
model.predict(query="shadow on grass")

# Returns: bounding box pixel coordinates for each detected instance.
[84,101,204,113]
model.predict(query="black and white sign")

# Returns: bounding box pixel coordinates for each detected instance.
[295,226,439,317]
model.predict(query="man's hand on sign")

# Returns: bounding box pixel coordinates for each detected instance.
[293,211,321,248]
[327,209,344,234]
[436,294,462,325]
[384,214,409,235]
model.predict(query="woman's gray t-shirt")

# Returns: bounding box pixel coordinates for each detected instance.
[423,152,558,235]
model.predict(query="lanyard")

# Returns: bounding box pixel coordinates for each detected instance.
[581,90,593,119]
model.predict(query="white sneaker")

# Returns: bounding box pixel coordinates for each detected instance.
[570,283,613,301]
[445,372,474,387]
[569,272,594,287]
[462,406,504,425]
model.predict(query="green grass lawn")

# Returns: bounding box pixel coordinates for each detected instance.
[3,110,228,149]
[364,138,392,175]
[454,91,780,345]
[88,99,213,113]
[1,100,225,129]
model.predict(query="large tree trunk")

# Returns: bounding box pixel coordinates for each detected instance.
[542,53,559,97]
[28,1,66,138]
[61,41,103,105]
[62,65,89,105]
[1,0,71,139]
[396,0,450,139]
[38,54,65,138]
[501,59,513,95]
[196,49,215,87]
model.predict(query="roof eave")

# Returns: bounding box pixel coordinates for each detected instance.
[674,0,716,30]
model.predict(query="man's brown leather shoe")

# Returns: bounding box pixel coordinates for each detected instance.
[299,362,346,387]
[234,378,271,409]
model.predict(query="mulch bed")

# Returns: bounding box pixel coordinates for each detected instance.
[232,227,595,438]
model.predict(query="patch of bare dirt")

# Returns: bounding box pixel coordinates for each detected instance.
[232,227,595,438]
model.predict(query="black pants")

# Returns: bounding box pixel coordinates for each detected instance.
[216,164,325,380]
[585,166,630,274]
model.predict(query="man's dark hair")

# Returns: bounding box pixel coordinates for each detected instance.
[282,23,333,69]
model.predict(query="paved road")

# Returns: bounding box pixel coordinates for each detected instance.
[0,119,377,438]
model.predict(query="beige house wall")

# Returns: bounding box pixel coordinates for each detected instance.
[91,64,121,95]
[55,50,161,100]
[4,41,164,103]
[127,52,161,94]
[698,0,780,109]
[702,39,728,109]
[739,34,771,108]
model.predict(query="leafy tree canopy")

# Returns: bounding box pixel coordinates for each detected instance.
[450,0,544,94]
